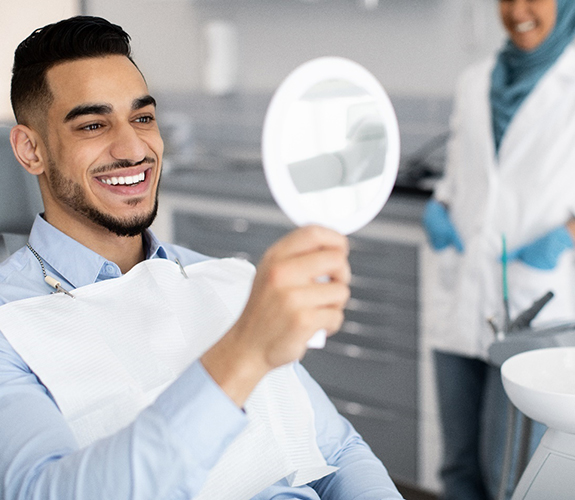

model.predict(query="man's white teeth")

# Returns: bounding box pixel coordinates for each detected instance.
[101,172,146,186]
[516,21,536,33]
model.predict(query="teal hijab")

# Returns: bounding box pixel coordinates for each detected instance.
[491,0,575,153]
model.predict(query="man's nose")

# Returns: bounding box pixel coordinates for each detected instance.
[109,123,148,163]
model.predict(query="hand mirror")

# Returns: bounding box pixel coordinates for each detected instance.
[262,57,400,347]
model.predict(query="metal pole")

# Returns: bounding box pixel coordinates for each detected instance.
[514,414,533,486]
[498,400,517,500]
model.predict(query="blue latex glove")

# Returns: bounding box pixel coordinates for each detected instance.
[422,199,464,253]
[507,226,574,270]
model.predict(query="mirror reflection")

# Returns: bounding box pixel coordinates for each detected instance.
[262,56,399,236]
[282,80,388,220]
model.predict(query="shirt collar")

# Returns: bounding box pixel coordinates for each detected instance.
[27,215,170,289]
[144,230,169,260]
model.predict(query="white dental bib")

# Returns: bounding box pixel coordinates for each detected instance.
[0,258,336,499]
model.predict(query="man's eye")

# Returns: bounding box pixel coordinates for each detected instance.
[82,123,102,131]
[135,115,154,124]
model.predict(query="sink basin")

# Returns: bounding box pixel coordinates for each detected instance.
[502,347,575,434]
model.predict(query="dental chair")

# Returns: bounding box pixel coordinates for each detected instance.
[0,124,43,262]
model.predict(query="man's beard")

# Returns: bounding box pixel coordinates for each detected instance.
[47,158,159,237]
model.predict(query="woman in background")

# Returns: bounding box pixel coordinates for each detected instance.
[423,1,575,499]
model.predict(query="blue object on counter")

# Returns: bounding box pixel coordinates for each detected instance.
[422,199,464,253]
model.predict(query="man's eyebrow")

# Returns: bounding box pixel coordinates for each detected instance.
[133,95,156,110]
[63,96,156,123]
[64,103,113,123]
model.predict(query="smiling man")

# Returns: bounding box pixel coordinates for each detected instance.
[0,16,403,500]
[11,49,163,271]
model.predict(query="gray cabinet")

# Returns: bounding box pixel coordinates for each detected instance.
[156,169,427,486]
[303,235,419,483]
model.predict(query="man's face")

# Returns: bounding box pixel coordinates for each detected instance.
[38,55,163,237]
[499,0,557,52]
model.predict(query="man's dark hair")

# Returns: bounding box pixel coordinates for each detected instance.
[11,16,134,126]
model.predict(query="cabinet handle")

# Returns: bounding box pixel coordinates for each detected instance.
[232,218,250,233]
[346,298,407,316]
[342,320,392,337]
[350,275,414,294]
[331,397,399,422]
[346,298,381,313]
[233,251,252,261]
[340,320,410,346]
[324,339,404,364]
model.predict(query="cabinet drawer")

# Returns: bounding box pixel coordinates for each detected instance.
[350,259,417,288]
[302,340,417,410]
[349,239,418,281]
[173,211,288,262]
[331,395,417,483]
[338,320,416,352]
[345,298,418,336]
[351,274,417,307]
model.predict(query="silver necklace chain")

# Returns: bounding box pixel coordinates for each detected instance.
[26,243,75,298]
[25,243,188,296]
[26,243,48,279]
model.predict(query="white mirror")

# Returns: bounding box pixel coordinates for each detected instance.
[262,57,400,347]
[262,56,400,236]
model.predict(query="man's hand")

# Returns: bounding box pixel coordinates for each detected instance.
[201,225,351,407]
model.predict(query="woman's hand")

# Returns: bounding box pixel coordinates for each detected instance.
[422,199,464,253]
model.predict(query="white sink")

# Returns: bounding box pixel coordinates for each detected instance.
[502,347,575,434]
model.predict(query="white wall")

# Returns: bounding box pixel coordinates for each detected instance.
[0,0,79,122]
[1,0,506,118]
[85,0,506,98]
[85,0,204,94]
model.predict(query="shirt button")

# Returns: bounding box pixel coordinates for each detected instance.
[105,263,116,275]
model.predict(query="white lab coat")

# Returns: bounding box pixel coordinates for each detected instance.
[426,43,575,360]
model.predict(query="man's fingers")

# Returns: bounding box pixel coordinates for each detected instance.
[227,224,351,374]
[265,225,349,261]
[273,286,349,337]
[266,247,351,288]
[279,282,351,312]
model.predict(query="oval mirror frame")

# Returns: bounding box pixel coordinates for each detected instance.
[262,57,400,235]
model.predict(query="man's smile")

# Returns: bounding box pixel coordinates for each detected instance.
[99,171,146,186]
[94,166,154,197]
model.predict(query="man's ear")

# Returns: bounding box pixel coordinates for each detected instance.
[10,125,46,176]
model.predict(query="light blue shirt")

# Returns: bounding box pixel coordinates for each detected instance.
[0,215,403,500]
